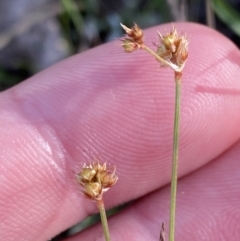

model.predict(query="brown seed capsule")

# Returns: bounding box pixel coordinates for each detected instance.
[121,39,139,53]
[83,182,103,200]
[120,23,144,45]
[77,161,118,201]
[174,37,188,66]
[77,167,96,183]
[97,170,118,188]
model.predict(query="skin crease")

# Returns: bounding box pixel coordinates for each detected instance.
[0,22,239,241]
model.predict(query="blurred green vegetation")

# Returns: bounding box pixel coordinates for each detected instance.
[213,0,240,36]
[0,0,239,92]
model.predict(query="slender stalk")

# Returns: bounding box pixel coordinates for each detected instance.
[96,198,111,241]
[121,23,188,241]
[141,44,183,241]
[169,71,182,241]
[142,45,173,67]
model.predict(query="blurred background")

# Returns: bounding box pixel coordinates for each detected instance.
[0,0,239,92]
[0,0,239,239]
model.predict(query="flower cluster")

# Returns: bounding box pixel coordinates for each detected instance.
[157,25,188,71]
[121,23,188,73]
[120,23,144,53]
[76,161,118,201]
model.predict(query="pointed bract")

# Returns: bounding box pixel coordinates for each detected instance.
[120,23,144,45]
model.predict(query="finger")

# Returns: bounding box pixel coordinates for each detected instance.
[65,139,240,241]
[0,22,239,241]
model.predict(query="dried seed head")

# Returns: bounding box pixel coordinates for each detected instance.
[121,39,139,53]
[76,160,118,201]
[120,23,144,44]
[157,25,188,71]
[158,26,178,53]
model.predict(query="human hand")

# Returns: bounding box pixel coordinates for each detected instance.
[0,22,239,241]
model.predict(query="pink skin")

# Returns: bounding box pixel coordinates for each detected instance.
[0,22,239,241]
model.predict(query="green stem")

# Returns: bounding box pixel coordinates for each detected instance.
[169,72,182,241]
[97,198,111,241]
[141,44,182,240]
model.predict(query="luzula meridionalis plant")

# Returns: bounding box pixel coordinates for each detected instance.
[76,161,118,241]
[121,23,189,241]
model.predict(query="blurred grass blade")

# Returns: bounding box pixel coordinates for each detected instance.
[61,0,84,36]
[212,0,240,37]
[206,0,215,28]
